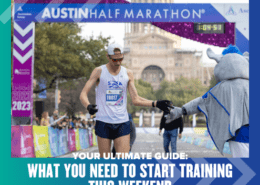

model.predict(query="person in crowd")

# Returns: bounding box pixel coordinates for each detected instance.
[61,119,67,129]
[69,117,77,129]
[53,109,59,116]
[159,104,183,154]
[56,120,63,130]
[87,119,92,128]
[32,116,40,126]
[49,114,59,127]
[65,116,70,125]
[50,113,67,127]
[82,119,88,129]
[40,111,50,126]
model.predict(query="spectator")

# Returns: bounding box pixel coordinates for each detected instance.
[69,117,77,129]
[40,111,50,126]
[53,109,59,116]
[49,114,58,127]
[82,120,87,129]
[87,119,92,128]
[75,118,81,129]
[159,111,183,154]
[32,116,40,126]
[61,120,67,128]
[51,113,67,128]
[56,120,63,130]
[65,116,69,125]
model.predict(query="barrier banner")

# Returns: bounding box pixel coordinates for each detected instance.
[20,126,35,158]
[79,129,87,149]
[68,129,76,152]
[33,126,51,158]
[75,129,81,151]
[84,129,89,149]
[58,128,69,155]
[88,128,93,146]
[11,126,21,157]
[93,129,97,146]
[48,127,59,157]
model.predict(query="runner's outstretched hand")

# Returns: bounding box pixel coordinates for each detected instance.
[156,100,174,113]
[87,104,98,115]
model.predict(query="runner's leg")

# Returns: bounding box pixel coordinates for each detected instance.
[114,134,130,157]
[97,136,111,158]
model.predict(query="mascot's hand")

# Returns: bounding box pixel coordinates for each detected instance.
[165,107,182,123]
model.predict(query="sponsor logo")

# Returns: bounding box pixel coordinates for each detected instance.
[14,69,30,75]
[226,6,237,15]
[108,81,123,89]
[226,6,249,16]
[239,8,249,13]
[17,6,23,12]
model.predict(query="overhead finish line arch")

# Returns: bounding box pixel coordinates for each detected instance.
[12,0,248,123]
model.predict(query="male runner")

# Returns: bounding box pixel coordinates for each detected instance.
[80,43,171,157]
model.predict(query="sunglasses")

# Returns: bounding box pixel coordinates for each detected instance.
[109,55,124,62]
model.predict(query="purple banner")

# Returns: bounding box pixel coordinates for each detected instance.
[20,126,35,157]
[68,129,76,152]
[11,126,35,158]
[88,128,93,146]
[11,126,21,158]
[12,21,35,119]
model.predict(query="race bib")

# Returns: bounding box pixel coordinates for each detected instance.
[106,89,123,106]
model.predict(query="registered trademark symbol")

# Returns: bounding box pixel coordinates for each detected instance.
[202,9,205,14]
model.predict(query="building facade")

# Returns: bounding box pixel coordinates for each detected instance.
[123,31,215,90]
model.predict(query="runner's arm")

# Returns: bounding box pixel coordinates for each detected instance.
[127,69,157,107]
[80,67,102,108]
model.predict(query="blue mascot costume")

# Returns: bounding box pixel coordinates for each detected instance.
[166,45,249,158]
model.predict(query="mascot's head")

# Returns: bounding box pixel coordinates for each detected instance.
[207,45,249,83]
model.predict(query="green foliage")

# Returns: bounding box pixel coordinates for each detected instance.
[155,77,208,107]
[34,23,110,86]
[127,79,156,115]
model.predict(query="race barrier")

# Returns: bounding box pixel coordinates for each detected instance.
[11,126,35,158]
[92,129,97,146]
[11,125,94,158]
[180,135,231,155]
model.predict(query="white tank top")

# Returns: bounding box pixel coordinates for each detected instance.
[95,65,129,124]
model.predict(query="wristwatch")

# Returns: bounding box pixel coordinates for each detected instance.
[182,107,187,115]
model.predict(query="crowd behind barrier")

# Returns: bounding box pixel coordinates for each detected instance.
[11,124,98,158]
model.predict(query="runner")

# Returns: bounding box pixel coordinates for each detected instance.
[80,43,172,158]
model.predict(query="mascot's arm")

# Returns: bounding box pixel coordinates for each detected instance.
[166,97,203,123]
[182,97,203,115]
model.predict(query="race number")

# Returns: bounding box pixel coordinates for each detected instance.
[106,89,123,106]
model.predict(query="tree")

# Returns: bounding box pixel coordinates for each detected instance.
[43,78,96,117]
[155,77,208,124]
[34,23,110,92]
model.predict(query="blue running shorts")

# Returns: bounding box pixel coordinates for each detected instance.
[95,120,130,140]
